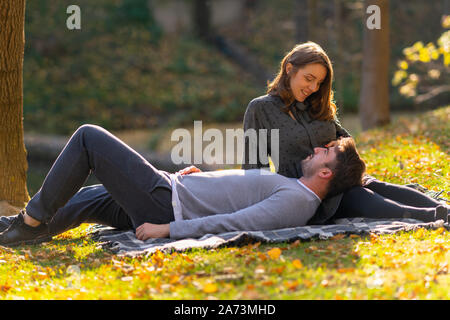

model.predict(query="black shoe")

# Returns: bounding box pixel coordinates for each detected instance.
[434,205,448,223]
[0,211,51,247]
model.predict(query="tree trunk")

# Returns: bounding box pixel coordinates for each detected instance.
[359,0,390,130]
[193,0,212,40]
[332,0,344,111]
[308,0,318,41]
[294,0,309,43]
[0,0,30,211]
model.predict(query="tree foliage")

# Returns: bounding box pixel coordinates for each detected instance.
[392,15,449,102]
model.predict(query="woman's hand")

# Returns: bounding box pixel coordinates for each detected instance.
[135,223,170,240]
[325,140,338,148]
[177,165,202,175]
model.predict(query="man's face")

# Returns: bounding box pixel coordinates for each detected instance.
[301,146,338,178]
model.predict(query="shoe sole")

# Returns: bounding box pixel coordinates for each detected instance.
[1,235,52,247]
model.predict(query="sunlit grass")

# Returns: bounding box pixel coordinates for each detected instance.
[4,106,450,299]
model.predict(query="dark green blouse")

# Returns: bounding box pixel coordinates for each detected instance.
[241,94,351,224]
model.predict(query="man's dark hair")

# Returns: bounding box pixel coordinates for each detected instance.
[325,137,366,199]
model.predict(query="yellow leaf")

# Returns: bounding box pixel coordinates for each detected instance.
[292,259,303,269]
[267,247,282,260]
[203,283,218,294]
[413,41,424,51]
[414,228,427,238]
[337,268,355,273]
[398,60,409,70]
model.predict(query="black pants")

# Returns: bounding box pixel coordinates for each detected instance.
[334,179,443,222]
[22,124,174,236]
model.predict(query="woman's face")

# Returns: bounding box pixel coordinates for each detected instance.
[287,63,327,102]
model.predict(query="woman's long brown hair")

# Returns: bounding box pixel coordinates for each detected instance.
[267,42,337,121]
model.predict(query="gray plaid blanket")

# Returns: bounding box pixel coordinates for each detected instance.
[89,184,449,256]
[89,218,448,256]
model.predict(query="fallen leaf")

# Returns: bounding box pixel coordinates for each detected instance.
[203,283,218,294]
[292,259,303,269]
[289,240,301,249]
[257,252,267,261]
[272,266,285,274]
[321,279,329,287]
[255,265,265,274]
[242,289,260,299]
[169,275,180,284]
[267,248,282,260]
[303,279,314,288]
[305,245,318,253]
[262,280,274,286]
[330,234,346,241]
[284,280,299,291]
[337,268,355,273]
[121,276,133,282]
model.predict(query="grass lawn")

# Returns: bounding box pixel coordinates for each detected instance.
[2,106,449,300]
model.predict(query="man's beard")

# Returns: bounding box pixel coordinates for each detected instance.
[300,156,315,178]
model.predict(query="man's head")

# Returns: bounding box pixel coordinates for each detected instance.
[300,137,366,199]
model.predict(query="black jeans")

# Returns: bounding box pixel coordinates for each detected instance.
[17,124,174,236]
[334,179,443,222]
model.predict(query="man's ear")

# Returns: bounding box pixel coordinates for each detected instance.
[318,167,333,180]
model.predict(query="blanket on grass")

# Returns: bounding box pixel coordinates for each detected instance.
[89,218,448,256]
[89,185,449,256]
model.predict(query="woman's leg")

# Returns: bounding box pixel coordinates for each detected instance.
[364,179,442,208]
[334,185,439,222]
[26,124,174,230]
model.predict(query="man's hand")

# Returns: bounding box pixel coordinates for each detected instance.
[177,165,202,175]
[135,223,170,240]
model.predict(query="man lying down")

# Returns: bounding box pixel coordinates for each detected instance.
[0,125,366,246]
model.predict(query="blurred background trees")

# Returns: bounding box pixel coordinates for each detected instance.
[22,0,448,135]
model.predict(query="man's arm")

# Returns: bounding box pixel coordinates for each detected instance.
[169,189,319,240]
[135,190,318,241]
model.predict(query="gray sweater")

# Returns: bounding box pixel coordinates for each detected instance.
[168,169,321,239]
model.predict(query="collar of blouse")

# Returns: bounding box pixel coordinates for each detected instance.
[290,100,313,123]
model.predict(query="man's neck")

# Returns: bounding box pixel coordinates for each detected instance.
[298,177,326,200]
